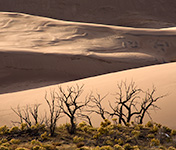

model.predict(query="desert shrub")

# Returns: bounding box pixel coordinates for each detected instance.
[168,146,176,150]
[1,143,10,147]
[73,136,84,143]
[145,121,153,128]
[0,139,8,143]
[9,126,19,133]
[163,126,172,134]
[15,148,29,150]
[20,123,28,130]
[105,140,114,146]
[10,139,21,144]
[117,138,124,145]
[123,143,132,150]
[32,145,45,150]
[131,130,140,138]
[40,132,48,140]
[133,145,140,150]
[31,140,41,146]
[99,145,113,150]
[171,130,176,136]
[147,134,155,138]
[150,125,159,133]
[100,119,111,128]
[0,126,9,135]
[76,142,85,148]
[150,138,160,146]
[77,146,90,150]
[0,146,9,150]
[114,144,124,150]
[42,144,55,150]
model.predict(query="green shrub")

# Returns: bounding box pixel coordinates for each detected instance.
[114,144,124,150]
[73,136,84,143]
[145,121,153,128]
[10,139,21,144]
[151,125,159,133]
[117,138,124,145]
[41,132,48,140]
[131,130,140,138]
[150,138,160,146]
[168,146,176,150]
[9,126,19,133]
[1,143,10,147]
[31,140,41,146]
[0,146,9,150]
[20,123,27,130]
[171,130,176,136]
[15,148,29,150]
[147,134,155,138]
[100,145,113,150]
[123,143,132,150]
[32,146,45,150]
[0,126,9,135]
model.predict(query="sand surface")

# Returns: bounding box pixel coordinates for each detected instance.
[0,7,176,128]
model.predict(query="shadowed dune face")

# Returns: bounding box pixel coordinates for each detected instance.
[1,12,176,93]
[0,0,176,28]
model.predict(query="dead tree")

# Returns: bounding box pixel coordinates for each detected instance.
[11,104,41,127]
[45,91,62,136]
[56,84,90,134]
[88,93,108,120]
[109,80,165,125]
[137,87,166,124]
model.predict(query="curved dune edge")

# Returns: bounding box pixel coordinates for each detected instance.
[0,62,176,128]
[1,12,176,93]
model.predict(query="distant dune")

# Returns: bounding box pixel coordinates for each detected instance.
[0,0,176,28]
[0,1,176,129]
[0,12,176,93]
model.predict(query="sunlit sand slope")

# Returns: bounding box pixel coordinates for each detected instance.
[0,62,176,128]
[0,12,176,93]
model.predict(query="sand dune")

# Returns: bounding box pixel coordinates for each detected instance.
[0,0,176,28]
[0,62,176,128]
[0,10,176,129]
[0,12,176,93]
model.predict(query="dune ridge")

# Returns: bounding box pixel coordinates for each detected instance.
[0,12,176,93]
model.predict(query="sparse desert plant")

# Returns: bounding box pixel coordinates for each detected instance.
[9,126,19,133]
[114,144,124,150]
[168,146,176,150]
[0,125,9,135]
[145,121,153,128]
[32,145,45,150]
[99,145,113,150]
[73,136,84,143]
[9,139,20,144]
[123,143,132,150]
[150,138,160,146]
[171,130,176,136]
[117,138,124,146]
[147,133,155,138]
[0,146,9,150]
[31,139,41,146]
[40,131,48,140]
[15,148,29,150]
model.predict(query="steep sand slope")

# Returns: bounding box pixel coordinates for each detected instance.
[0,12,176,93]
[0,62,176,128]
[0,0,176,28]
